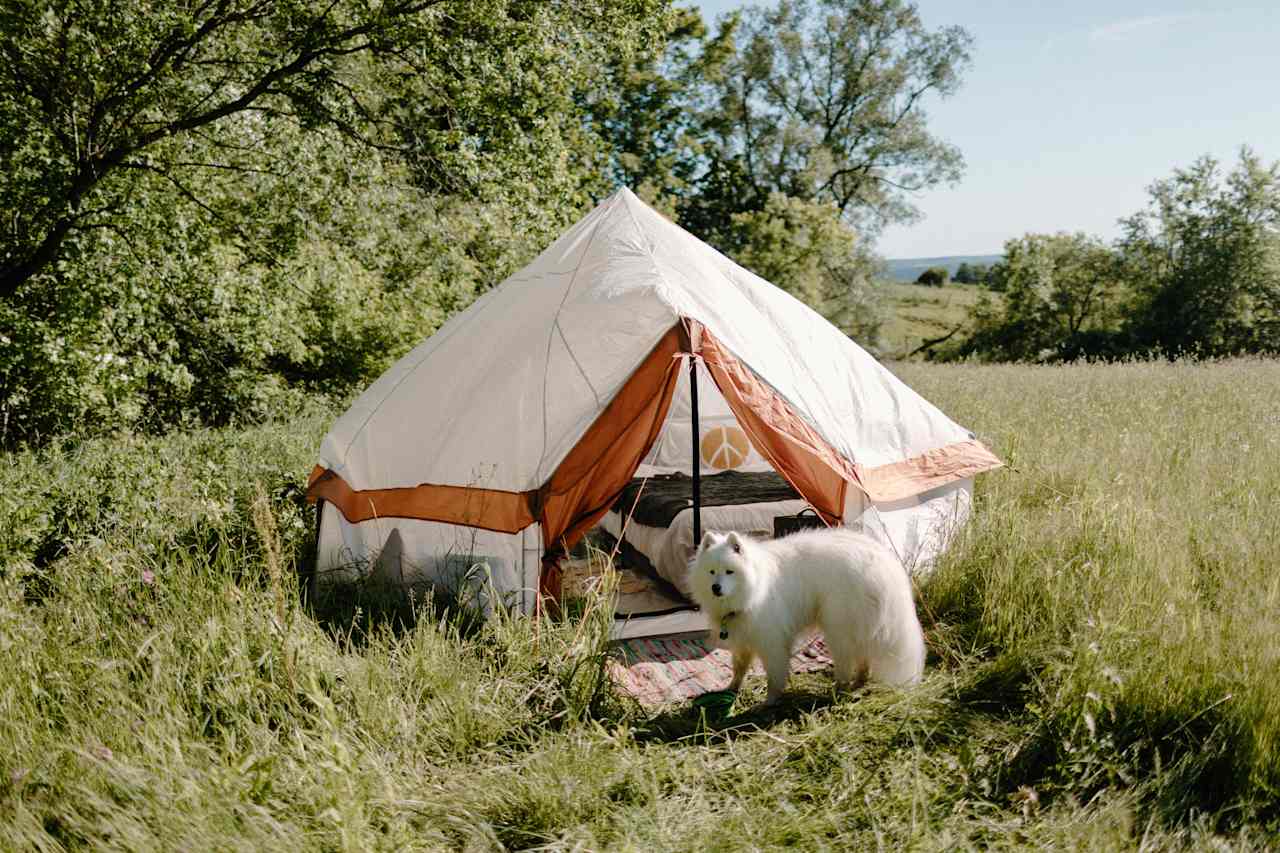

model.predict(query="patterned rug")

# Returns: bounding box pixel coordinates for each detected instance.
[609,633,832,707]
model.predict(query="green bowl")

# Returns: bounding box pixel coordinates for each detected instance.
[692,689,738,719]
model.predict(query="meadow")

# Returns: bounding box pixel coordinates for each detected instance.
[2,359,1278,850]
[878,282,989,358]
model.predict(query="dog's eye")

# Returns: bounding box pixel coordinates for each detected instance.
[725,569,734,575]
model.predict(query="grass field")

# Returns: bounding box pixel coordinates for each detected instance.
[3,360,1279,849]
[878,281,989,358]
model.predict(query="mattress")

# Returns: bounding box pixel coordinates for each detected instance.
[611,471,801,528]
[598,495,810,598]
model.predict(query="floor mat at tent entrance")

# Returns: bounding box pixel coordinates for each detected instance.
[609,634,831,707]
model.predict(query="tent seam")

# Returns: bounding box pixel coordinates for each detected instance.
[619,191,684,323]
[536,200,615,482]
[555,317,602,409]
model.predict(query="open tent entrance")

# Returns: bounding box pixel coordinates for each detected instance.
[588,340,838,637]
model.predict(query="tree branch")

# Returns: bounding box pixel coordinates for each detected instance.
[907,323,964,358]
[2,0,451,297]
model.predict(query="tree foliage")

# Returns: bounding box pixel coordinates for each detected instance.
[944,149,1280,363]
[586,6,731,217]
[953,261,988,284]
[948,233,1123,362]
[0,0,667,296]
[1119,149,1280,356]
[697,0,972,231]
[916,266,948,287]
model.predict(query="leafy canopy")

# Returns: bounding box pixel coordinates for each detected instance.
[1120,148,1280,357]
[697,0,972,231]
[0,0,669,446]
[943,148,1280,363]
[0,0,669,298]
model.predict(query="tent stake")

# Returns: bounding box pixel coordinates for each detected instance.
[690,356,701,544]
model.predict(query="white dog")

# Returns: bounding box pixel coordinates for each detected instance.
[689,528,925,704]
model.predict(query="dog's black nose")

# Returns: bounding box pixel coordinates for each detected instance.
[711,583,722,596]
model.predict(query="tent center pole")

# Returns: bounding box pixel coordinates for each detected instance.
[690,356,701,544]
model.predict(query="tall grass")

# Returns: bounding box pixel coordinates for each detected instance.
[900,358,1280,825]
[2,360,1278,849]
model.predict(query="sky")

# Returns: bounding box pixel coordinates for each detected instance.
[693,0,1280,258]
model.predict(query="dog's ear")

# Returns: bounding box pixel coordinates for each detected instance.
[699,531,717,552]
[726,531,742,554]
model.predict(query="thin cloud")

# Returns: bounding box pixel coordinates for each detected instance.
[1088,13,1203,43]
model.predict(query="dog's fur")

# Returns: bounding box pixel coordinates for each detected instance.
[688,528,925,704]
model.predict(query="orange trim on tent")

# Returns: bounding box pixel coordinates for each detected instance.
[854,439,1003,503]
[697,323,852,525]
[306,467,536,533]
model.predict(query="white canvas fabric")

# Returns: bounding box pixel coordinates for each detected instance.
[318,187,978,493]
[315,502,541,616]
[638,359,773,476]
[310,187,998,628]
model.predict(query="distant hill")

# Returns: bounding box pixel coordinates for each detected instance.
[885,254,1002,283]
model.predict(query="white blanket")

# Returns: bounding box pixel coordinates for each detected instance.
[598,498,809,598]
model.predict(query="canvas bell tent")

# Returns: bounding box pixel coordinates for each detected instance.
[306,188,1001,637]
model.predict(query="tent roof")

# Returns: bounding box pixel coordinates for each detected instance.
[311,188,999,533]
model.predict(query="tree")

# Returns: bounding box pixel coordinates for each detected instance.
[586,6,733,216]
[695,0,973,233]
[0,0,668,299]
[916,266,948,286]
[983,260,1009,292]
[948,233,1124,361]
[953,261,988,284]
[0,0,671,446]
[1119,148,1280,356]
[729,193,885,344]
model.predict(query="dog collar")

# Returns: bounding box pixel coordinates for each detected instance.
[719,610,738,640]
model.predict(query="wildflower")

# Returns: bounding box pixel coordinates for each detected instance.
[141,569,155,586]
